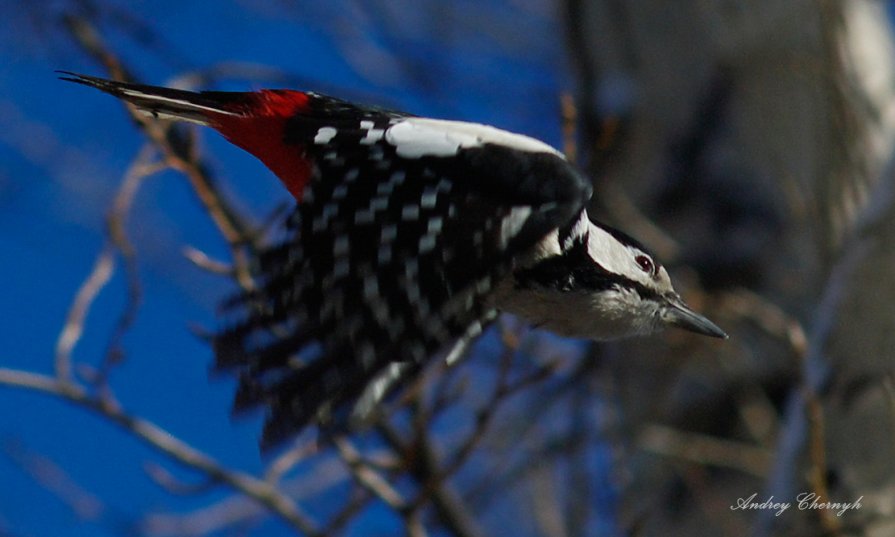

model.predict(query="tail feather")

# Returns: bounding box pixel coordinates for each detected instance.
[57,71,239,125]
[60,71,317,201]
[60,72,456,449]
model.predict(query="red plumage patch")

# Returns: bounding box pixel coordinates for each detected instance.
[211,90,312,202]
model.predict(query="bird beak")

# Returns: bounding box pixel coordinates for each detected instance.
[662,297,728,339]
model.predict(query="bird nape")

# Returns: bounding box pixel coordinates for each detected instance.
[61,72,726,449]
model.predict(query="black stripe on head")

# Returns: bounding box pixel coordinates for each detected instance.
[556,213,583,251]
[513,235,663,301]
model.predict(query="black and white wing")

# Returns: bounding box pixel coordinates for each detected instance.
[214,111,592,447]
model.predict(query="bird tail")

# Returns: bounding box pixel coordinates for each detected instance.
[56,71,241,126]
[59,71,316,200]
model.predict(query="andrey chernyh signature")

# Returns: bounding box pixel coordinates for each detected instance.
[730,493,862,517]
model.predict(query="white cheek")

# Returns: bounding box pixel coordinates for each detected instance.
[585,224,662,289]
[656,266,673,289]
[586,227,640,277]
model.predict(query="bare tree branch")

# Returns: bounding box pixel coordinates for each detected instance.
[53,145,160,383]
[0,367,322,536]
[638,424,773,477]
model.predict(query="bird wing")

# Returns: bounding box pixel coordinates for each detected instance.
[59,73,591,446]
[218,118,591,446]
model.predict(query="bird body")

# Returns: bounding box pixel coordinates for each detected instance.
[62,72,725,447]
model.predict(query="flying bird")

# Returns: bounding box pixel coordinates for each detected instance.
[61,72,726,448]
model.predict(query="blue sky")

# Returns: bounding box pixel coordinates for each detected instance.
[0,2,574,535]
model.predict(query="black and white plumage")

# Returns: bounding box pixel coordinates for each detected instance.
[62,73,726,448]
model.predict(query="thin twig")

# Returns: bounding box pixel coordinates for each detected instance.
[2,440,106,522]
[97,146,164,392]
[438,339,552,481]
[638,424,773,477]
[263,439,318,484]
[53,237,115,384]
[405,509,430,537]
[720,289,808,357]
[141,456,350,536]
[0,368,321,536]
[804,393,839,534]
[54,145,161,390]
[182,245,234,276]
[144,462,219,496]
[65,14,262,296]
[528,459,568,537]
[320,487,373,535]
[334,436,406,510]
[560,92,578,164]
[378,422,487,537]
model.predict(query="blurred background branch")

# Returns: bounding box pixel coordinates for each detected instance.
[1,1,895,536]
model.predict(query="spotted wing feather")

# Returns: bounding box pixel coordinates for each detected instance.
[215,114,590,448]
[60,73,592,447]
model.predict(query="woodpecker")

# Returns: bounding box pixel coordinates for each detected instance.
[62,72,726,447]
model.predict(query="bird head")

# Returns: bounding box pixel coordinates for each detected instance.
[501,212,727,341]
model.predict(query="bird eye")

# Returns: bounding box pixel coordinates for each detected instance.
[635,255,654,274]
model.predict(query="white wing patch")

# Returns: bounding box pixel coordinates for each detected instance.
[384,118,563,159]
[498,206,533,248]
